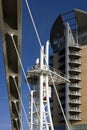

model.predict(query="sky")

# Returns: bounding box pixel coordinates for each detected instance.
[0,0,87,130]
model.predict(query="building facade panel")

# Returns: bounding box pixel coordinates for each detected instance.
[50,9,87,130]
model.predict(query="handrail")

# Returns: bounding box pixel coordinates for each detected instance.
[27,65,66,78]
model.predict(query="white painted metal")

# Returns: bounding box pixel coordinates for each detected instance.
[46,76,54,130]
[40,46,44,130]
[30,91,33,130]
[29,90,40,130]
[27,42,54,130]
[40,75,44,130]
[26,41,69,130]
[40,46,44,69]
[45,40,49,67]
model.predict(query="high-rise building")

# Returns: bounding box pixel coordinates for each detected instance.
[49,9,87,130]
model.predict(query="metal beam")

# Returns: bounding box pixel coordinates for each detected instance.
[0,0,22,130]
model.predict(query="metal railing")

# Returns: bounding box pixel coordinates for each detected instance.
[69,115,81,120]
[69,99,81,104]
[69,91,81,96]
[27,65,65,78]
[69,75,81,80]
[69,83,81,89]
[69,107,81,112]
[69,67,81,72]
[69,59,81,64]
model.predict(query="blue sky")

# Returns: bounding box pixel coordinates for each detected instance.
[0,0,87,130]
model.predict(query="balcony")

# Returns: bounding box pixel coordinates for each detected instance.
[69,46,81,51]
[69,75,81,81]
[69,115,81,121]
[69,51,81,58]
[69,67,81,74]
[69,107,81,113]
[69,91,81,97]
[69,99,81,105]
[69,83,81,89]
[69,59,81,66]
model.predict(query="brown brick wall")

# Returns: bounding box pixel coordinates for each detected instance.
[53,45,87,127]
[74,45,87,125]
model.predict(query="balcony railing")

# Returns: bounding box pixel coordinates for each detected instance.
[69,46,81,51]
[69,107,81,112]
[70,51,79,54]
[69,52,81,58]
[69,115,81,121]
[27,65,65,78]
[69,59,81,64]
[69,67,81,73]
[69,99,81,104]
[69,83,81,89]
[69,75,81,80]
[69,91,81,97]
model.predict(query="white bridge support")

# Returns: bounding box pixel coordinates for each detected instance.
[39,42,54,130]
[26,41,69,130]
[40,45,44,129]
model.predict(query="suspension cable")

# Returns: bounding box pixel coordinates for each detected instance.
[24,1,70,130]
[25,0,42,48]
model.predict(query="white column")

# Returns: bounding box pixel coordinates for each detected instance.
[40,46,44,69]
[46,40,49,67]
[30,91,33,130]
[46,76,54,130]
[40,75,43,130]
[39,46,44,130]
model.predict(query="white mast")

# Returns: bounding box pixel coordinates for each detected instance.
[40,45,44,130]
[26,41,69,130]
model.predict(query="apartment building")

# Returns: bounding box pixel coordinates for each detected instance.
[49,9,87,130]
